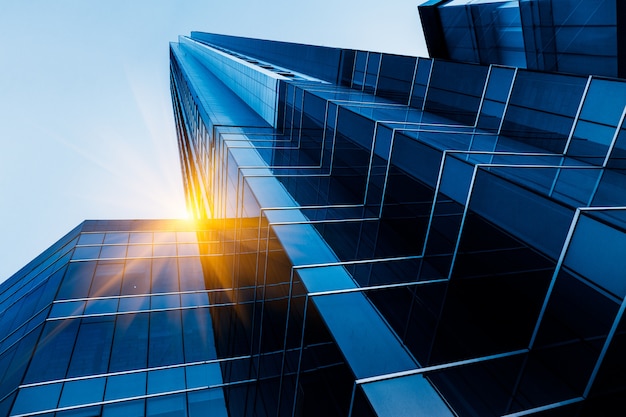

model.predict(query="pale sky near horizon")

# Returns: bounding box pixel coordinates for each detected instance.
[0,0,427,281]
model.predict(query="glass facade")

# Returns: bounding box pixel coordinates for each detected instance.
[419,0,626,78]
[4,11,626,416]
[166,30,626,416]
[0,220,229,417]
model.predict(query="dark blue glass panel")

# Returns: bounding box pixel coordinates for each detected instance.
[147,367,186,394]
[103,232,129,244]
[147,393,187,417]
[425,60,489,124]
[410,58,432,109]
[77,233,104,245]
[72,246,101,260]
[24,320,78,383]
[122,259,151,295]
[99,245,127,258]
[67,317,115,377]
[580,79,626,127]
[57,262,96,300]
[58,377,105,407]
[11,383,62,415]
[102,399,145,417]
[89,261,123,297]
[149,310,184,367]
[104,372,146,400]
[109,313,149,372]
[376,54,416,104]
[188,390,228,417]
[151,258,179,293]
[470,169,574,259]
[484,66,515,103]
[182,308,216,362]
[566,215,626,297]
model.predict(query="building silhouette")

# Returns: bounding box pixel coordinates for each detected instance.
[2,1,626,415]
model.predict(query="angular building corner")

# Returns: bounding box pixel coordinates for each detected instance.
[2,1,626,416]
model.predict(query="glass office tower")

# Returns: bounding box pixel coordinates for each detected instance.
[169,29,626,416]
[3,6,626,417]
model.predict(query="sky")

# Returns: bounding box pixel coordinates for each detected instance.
[0,0,427,281]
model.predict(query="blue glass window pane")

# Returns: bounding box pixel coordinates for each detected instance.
[78,233,105,245]
[439,156,474,205]
[551,0,616,25]
[56,405,102,417]
[84,298,119,315]
[67,318,115,377]
[122,259,151,295]
[100,245,127,259]
[580,79,626,127]
[58,377,105,407]
[89,262,124,297]
[104,372,147,400]
[147,367,186,394]
[362,374,454,417]
[185,363,222,389]
[182,309,216,362]
[24,320,79,383]
[565,215,626,297]
[11,383,62,414]
[72,246,101,260]
[103,233,129,244]
[554,27,615,55]
[147,393,187,417]
[152,258,179,293]
[180,292,208,307]
[148,310,184,367]
[188,390,228,417]
[484,66,515,102]
[49,301,85,318]
[109,313,149,372]
[151,294,181,309]
[119,296,150,312]
[178,258,205,292]
[102,399,145,417]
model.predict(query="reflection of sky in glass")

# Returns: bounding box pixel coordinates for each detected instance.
[0,0,426,281]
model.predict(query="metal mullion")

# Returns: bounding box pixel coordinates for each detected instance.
[422,150,451,258]
[473,64,493,128]
[603,105,626,167]
[277,267,298,404]
[500,397,584,417]
[421,59,435,112]
[291,294,309,416]
[407,58,419,107]
[496,67,519,136]
[563,75,593,155]
[363,121,382,206]
[377,127,399,218]
[307,278,447,299]
[373,53,383,96]
[529,208,582,349]
[446,165,480,280]
[355,348,528,386]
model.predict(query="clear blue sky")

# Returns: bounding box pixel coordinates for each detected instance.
[0,0,427,281]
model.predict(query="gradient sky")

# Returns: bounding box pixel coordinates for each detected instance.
[0,0,427,281]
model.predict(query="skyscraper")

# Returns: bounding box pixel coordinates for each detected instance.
[3,1,626,415]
